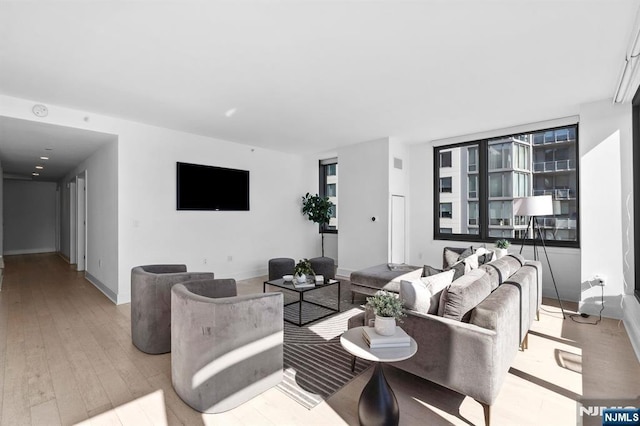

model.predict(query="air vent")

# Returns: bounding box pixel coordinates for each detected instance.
[393,157,403,170]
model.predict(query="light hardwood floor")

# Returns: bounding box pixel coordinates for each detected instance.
[0,253,639,425]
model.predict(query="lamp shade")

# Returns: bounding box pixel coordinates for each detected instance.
[513,195,553,216]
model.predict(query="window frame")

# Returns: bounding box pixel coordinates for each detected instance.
[319,158,338,234]
[433,124,580,248]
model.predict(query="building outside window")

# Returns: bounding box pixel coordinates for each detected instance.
[440,151,452,167]
[319,158,338,232]
[439,177,452,193]
[433,124,579,247]
[439,203,453,218]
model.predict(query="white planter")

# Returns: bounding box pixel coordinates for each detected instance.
[374,315,397,336]
[495,248,508,259]
[295,273,307,284]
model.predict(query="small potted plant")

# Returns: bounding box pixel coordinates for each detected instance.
[294,258,315,284]
[495,239,510,259]
[366,290,405,336]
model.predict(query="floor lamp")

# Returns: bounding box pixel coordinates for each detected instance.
[513,195,566,319]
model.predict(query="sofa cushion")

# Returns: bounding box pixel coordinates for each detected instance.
[438,269,493,322]
[479,254,526,289]
[443,246,473,269]
[400,270,455,314]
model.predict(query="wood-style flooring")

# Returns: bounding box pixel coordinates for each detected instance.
[0,253,639,425]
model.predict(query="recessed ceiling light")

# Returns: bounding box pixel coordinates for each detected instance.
[35,165,44,170]
[225,108,238,118]
[40,156,49,160]
[32,172,39,176]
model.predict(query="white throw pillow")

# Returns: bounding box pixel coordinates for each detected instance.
[400,269,455,314]
[464,253,479,273]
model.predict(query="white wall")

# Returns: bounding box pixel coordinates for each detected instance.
[337,138,390,275]
[0,161,3,257]
[0,94,318,304]
[579,99,633,320]
[3,180,57,255]
[62,140,118,300]
[117,128,316,304]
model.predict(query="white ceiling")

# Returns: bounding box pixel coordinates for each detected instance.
[0,1,638,169]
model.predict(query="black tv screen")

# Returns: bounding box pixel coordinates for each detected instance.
[177,162,250,211]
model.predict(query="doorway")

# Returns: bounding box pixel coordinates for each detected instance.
[69,171,87,271]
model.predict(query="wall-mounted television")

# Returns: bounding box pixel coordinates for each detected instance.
[177,162,250,211]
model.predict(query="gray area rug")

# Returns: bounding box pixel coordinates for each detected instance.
[277,282,372,409]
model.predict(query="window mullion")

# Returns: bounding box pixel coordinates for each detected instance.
[478,140,489,240]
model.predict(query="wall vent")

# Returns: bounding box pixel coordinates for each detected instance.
[393,157,403,170]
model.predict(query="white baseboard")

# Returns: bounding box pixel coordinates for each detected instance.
[4,248,56,256]
[85,272,118,304]
[623,295,640,363]
[337,267,355,278]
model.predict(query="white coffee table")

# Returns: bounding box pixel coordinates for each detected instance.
[340,326,418,426]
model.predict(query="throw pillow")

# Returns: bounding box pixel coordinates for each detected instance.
[423,262,465,281]
[400,269,455,314]
[463,253,479,272]
[443,246,472,269]
[438,269,493,321]
[475,247,495,265]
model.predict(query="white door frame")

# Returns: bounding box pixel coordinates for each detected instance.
[76,171,87,272]
[70,179,77,264]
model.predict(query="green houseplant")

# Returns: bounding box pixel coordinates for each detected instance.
[366,290,405,336]
[301,192,334,257]
[495,239,510,259]
[294,258,315,284]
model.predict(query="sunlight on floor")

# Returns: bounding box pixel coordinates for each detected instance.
[76,390,168,426]
[307,307,363,340]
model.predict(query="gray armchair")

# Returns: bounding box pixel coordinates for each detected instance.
[131,264,214,354]
[171,278,284,413]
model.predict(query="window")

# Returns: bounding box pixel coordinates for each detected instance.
[319,158,338,232]
[468,147,478,172]
[468,176,478,198]
[434,124,579,247]
[440,228,453,234]
[439,177,452,193]
[440,151,452,167]
[468,202,478,225]
[439,203,453,219]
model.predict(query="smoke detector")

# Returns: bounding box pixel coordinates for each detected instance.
[32,104,48,117]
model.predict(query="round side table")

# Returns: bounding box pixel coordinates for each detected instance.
[340,327,418,426]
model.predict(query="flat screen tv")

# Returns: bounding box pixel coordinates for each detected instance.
[177,162,250,211]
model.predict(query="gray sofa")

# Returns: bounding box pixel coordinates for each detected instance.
[348,253,542,426]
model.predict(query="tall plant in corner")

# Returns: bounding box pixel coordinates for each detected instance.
[301,192,334,257]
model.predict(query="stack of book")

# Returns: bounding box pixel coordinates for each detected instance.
[293,281,315,289]
[362,326,411,349]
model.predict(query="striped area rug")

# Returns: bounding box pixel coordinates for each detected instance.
[276,287,372,409]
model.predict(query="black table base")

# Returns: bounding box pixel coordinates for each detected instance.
[358,362,399,426]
